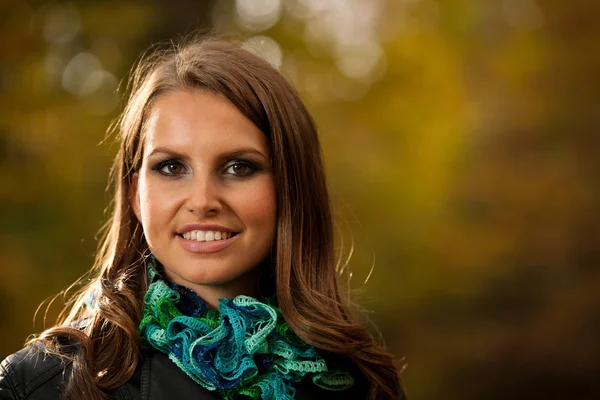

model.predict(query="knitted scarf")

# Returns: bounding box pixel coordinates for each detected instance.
[138,257,354,400]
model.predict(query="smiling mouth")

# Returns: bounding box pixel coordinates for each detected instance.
[177,230,239,242]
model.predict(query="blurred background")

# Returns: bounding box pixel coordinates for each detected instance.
[2,0,600,398]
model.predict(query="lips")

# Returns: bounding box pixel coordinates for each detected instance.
[175,223,240,253]
[176,231,239,254]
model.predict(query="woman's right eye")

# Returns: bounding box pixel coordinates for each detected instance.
[153,160,185,176]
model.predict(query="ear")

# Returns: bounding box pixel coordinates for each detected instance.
[130,172,142,222]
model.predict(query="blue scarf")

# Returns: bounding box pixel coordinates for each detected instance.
[138,257,354,399]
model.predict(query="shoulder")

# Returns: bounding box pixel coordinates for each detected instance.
[0,342,73,400]
[294,366,370,400]
[295,381,367,400]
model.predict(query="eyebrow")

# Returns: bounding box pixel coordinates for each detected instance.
[147,146,269,161]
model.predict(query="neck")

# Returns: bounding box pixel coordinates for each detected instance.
[162,265,262,310]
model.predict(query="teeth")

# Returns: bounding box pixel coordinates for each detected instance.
[181,230,232,242]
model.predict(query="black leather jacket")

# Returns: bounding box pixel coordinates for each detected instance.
[0,343,369,400]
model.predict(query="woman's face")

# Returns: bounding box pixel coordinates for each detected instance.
[130,90,276,307]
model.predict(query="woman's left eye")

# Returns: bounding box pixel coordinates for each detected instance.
[223,161,257,177]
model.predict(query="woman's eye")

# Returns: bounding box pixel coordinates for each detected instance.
[154,160,185,176]
[224,161,256,177]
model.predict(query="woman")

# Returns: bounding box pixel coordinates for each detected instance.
[0,37,405,399]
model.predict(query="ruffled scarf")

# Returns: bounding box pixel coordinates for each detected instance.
[138,257,354,399]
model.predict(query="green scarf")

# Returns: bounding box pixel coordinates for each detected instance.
[138,257,354,399]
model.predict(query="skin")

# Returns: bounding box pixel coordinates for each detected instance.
[130,90,277,309]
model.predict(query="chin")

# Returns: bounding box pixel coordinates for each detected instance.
[173,263,257,288]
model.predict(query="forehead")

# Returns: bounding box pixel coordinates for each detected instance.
[142,90,269,156]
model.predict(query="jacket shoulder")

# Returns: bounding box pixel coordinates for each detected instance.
[0,342,72,400]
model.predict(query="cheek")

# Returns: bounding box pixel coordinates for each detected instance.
[238,182,277,230]
[137,177,178,226]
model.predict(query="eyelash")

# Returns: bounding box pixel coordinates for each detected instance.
[151,159,259,178]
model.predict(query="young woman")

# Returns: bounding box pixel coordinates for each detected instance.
[0,37,405,399]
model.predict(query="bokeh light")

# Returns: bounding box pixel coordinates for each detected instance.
[235,0,282,31]
[241,35,283,70]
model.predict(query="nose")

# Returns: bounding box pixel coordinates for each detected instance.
[185,173,222,217]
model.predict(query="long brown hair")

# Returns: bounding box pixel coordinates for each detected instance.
[31,36,403,399]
